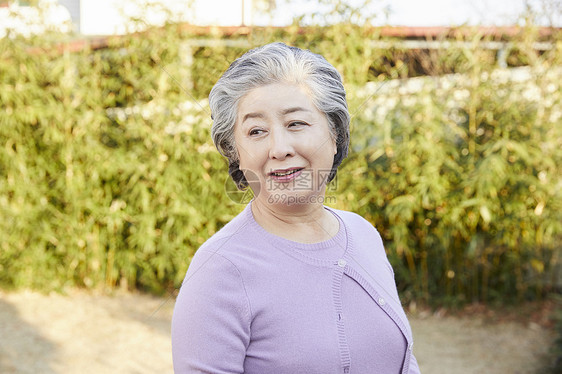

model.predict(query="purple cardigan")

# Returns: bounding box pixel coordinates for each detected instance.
[172,203,420,373]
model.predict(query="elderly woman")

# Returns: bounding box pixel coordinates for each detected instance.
[172,42,420,374]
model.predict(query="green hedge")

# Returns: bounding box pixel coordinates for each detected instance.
[340,65,562,304]
[0,29,236,292]
[0,24,560,304]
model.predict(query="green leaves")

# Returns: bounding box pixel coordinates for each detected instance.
[0,25,560,304]
[0,30,239,293]
[339,41,562,304]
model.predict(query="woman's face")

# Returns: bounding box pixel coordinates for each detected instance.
[234,82,337,209]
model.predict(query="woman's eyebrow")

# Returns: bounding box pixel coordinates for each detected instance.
[242,107,311,123]
[241,112,265,124]
[280,107,310,115]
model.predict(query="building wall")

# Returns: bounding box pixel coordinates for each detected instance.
[57,0,80,32]
[0,0,254,37]
[73,0,250,35]
[0,0,72,38]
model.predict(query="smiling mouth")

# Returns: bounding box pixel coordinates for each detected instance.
[269,168,304,177]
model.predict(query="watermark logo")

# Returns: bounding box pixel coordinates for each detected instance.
[265,169,338,191]
[224,169,259,204]
[267,194,337,206]
[224,169,338,204]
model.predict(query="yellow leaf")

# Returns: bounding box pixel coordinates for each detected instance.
[479,205,491,223]
[530,259,544,274]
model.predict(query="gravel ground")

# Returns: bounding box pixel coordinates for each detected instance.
[0,290,555,374]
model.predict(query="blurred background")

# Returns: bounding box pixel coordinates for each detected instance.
[0,0,561,373]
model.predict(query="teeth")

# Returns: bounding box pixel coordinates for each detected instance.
[273,169,299,177]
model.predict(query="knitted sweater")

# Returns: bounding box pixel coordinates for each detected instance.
[172,203,420,374]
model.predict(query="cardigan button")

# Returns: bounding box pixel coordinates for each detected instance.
[377,297,386,306]
[408,342,414,351]
[337,259,347,268]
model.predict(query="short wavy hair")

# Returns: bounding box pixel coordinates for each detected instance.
[209,42,350,189]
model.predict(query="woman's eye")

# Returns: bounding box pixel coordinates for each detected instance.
[288,121,307,128]
[249,128,264,136]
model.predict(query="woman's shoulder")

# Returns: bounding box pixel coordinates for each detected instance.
[182,208,254,287]
[189,204,265,272]
[327,207,386,256]
[327,207,380,233]
[198,205,253,251]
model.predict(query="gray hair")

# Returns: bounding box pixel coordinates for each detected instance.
[209,42,350,189]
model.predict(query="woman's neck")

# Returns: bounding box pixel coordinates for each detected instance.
[251,199,339,243]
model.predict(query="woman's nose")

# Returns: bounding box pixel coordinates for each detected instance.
[268,128,295,160]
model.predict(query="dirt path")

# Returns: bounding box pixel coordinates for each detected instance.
[0,290,555,374]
